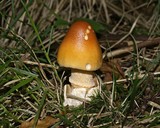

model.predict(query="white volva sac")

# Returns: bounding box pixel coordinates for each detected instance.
[63,84,100,107]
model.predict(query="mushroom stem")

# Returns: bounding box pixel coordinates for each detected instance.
[63,69,100,107]
[69,69,96,88]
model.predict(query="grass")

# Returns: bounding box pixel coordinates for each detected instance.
[0,0,160,128]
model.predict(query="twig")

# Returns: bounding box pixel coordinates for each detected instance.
[88,122,112,128]
[22,60,58,69]
[106,37,160,58]
[103,72,160,85]
[148,101,160,109]
[3,77,29,87]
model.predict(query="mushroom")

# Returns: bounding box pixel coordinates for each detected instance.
[57,20,102,107]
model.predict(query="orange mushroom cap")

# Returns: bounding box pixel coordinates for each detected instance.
[57,20,102,71]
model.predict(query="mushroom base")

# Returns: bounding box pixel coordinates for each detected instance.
[63,84,99,107]
[63,69,100,107]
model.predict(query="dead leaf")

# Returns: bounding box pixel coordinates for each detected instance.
[101,59,125,78]
[100,59,125,90]
[103,72,113,90]
[19,116,59,128]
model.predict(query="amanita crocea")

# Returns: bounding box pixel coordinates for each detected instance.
[57,20,102,106]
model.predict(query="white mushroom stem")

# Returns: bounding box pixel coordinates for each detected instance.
[69,69,96,88]
[63,69,100,107]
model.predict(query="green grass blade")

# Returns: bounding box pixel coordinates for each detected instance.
[11,67,38,77]
[0,77,34,100]
[33,89,47,127]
